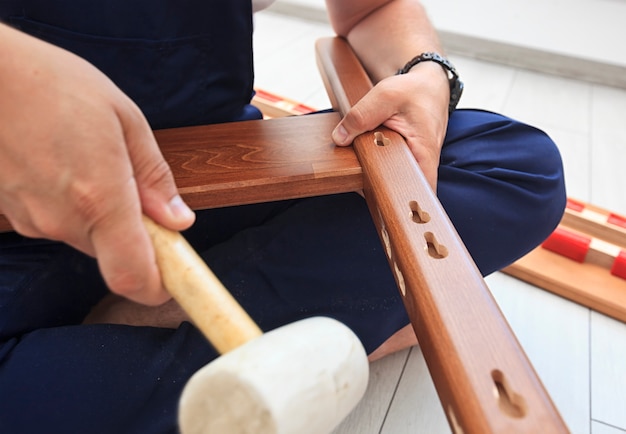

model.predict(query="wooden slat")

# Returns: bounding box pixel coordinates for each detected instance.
[504,245,626,322]
[156,112,362,209]
[315,36,568,433]
[561,200,626,248]
[0,112,362,233]
[504,198,626,323]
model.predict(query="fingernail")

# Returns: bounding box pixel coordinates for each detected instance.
[332,124,348,144]
[169,195,195,221]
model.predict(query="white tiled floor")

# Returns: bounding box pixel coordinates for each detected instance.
[253,5,626,434]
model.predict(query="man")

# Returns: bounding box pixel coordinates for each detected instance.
[0,1,566,432]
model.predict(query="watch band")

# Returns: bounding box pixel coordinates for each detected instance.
[396,52,464,114]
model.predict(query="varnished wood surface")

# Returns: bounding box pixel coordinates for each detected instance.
[504,199,626,323]
[504,246,626,323]
[0,113,362,233]
[315,36,568,433]
[155,112,361,210]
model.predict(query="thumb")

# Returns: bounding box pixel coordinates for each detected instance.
[331,87,394,147]
[122,104,195,231]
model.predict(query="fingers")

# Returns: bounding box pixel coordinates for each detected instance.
[331,83,395,147]
[330,76,445,190]
[119,101,196,232]
[91,98,191,305]
[89,179,170,306]
[0,27,181,306]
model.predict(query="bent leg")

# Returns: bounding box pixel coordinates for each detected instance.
[0,323,215,434]
[0,235,218,433]
[438,109,566,275]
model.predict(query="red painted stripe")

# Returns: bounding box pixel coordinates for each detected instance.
[292,104,315,114]
[254,89,282,103]
[607,213,626,229]
[541,227,591,262]
[566,198,585,213]
[610,250,626,280]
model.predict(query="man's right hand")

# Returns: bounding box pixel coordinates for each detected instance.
[0,24,195,306]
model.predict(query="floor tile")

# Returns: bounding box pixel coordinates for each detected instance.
[591,312,626,430]
[502,70,592,134]
[590,85,626,214]
[450,55,515,113]
[332,349,411,434]
[593,421,626,434]
[548,127,592,202]
[253,12,333,108]
[381,347,450,433]
[486,272,591,434]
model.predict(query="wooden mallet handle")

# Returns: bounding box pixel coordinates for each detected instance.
[142,216,262,354]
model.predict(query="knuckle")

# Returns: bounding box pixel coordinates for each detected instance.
[68,180,135,235]
[140,158,173,188]
[71,184,110,226]
[106,268,145,296]
[346,105,369,131]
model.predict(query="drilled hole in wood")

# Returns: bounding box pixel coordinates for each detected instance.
[374,131,391,146]
[410,201,430,224]
[491,369,527,419]
[393,262,406,296]
[424,232,448,259]
[447,406,464,434]
[380,223,392,260]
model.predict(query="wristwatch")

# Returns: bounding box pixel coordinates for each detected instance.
[396,52,464,114]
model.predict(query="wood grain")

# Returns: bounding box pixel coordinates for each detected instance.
[315,36,568,433]
[155,112,361,210]
[0,113,361,233]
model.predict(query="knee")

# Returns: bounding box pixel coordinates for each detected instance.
[509,119,567,234]
[440,110,567,274]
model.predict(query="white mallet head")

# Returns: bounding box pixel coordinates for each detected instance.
[179,316,369,434]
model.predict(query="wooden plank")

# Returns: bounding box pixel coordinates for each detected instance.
[504,198,626,323]
[0,112,362,233]
[315,36,567,434]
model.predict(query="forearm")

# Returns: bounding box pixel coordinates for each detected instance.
[325,0,452,191]
[326,0,443,82]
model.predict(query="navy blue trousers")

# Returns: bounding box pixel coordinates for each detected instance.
[0,109,566,433]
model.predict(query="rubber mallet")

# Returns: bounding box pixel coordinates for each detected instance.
[142,216,369,434]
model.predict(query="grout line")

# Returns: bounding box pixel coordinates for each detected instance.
[377,347,413,434]
[591,419,626,433]
[589,308,593,434]
[499,68,518,118]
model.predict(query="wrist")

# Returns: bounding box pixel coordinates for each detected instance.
[396,52,464,114]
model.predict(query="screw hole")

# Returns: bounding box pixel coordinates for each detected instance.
[424,232,448,259]
[374,132,391,146]
[492,369,527,419]
[410,201,430,224]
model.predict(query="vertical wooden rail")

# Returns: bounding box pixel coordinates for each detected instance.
[315,36,569,433]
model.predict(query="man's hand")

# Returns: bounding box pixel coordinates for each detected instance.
[331,61,450,191]
[0,24,195,305]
